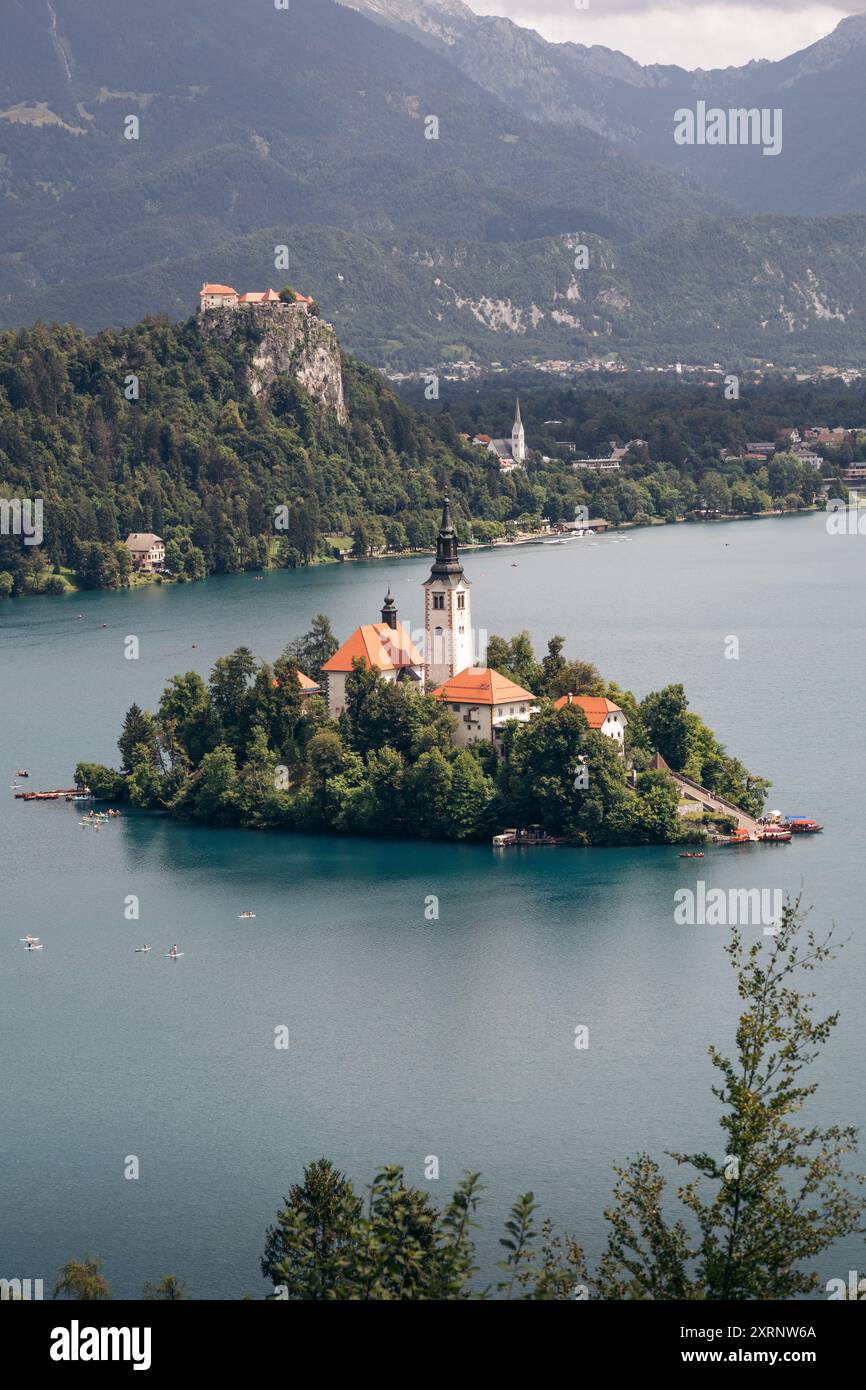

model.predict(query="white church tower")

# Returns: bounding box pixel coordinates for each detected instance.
[511,397,526,464]
[423,497,473,691]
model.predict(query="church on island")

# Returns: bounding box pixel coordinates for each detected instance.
[316,498,626,755]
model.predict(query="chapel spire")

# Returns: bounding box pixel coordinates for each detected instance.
[381,587,398,629]
[428,496,463,578]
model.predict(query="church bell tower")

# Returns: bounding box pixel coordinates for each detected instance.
[423,497,473,691]
[512,396,526,463]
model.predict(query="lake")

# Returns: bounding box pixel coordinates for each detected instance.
[1,513,863,1298]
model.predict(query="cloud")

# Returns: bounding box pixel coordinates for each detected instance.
[463,1,861,67]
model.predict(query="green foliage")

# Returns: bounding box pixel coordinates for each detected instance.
[74,760,127,802]
[262,1159,582,1300]
[0,316,576,597]
[142,1275,187,1300]
[597,903,866,1299]
[53,1255,110,1301]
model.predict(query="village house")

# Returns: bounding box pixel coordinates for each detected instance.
[433,668,537,749]
[553,694,627,752]
[805,427,852,447]
[571,440,645,472]
[321,592,424,719]
[791,443,824,469]
[124,533,165,573]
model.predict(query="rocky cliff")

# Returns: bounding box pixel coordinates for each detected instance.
[202,303,347,425]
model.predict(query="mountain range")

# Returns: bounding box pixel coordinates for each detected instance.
[1,0,865,370]
[344,0,866,214]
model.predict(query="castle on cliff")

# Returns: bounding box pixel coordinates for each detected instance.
[199,283,315,312]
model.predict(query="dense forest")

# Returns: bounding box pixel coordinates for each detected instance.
[75,623,769,847]
[0,312,583,598]
[0,313,842,601]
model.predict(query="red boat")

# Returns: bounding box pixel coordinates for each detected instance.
[786,817,823,833]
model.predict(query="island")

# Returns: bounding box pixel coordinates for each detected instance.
[76,501,769,848]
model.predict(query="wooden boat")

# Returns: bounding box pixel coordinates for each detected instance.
[679,851,705,858]
[786,817,823,834]
[16,787,84,801]
[758,826,792,843]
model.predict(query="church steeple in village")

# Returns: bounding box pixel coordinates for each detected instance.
[511,396,526,464]
[423,497,473,690]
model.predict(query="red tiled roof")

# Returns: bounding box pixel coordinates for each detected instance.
[432,668,536,706]
[322,623,423,674]
[553,694,624,727]
[200,283,237,296]
[239,288,282,303]
[273,670,320,692]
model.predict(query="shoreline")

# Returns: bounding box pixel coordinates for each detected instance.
[1,505,821,604]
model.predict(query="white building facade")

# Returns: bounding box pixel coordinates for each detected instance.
[423,498,474,691]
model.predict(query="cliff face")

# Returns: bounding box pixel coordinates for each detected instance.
[202,303,347,425]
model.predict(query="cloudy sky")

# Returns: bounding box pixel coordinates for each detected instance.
[462,1,860,68]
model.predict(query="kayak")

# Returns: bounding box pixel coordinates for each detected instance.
[25,943,44,951]
[165,952,184,959]
[134,946,152,953]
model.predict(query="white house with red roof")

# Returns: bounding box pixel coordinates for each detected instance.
[553,694,627,752]
[433,668,537,748]
[321,590,424,719]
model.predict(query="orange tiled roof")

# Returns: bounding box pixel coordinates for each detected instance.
[322,622,423,674]
[239,288,282,303]
[553,694,623,727]
[432,668,536,706]
[273,670,320,692]
[200,283,237,296]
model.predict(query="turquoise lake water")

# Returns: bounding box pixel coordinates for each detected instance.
[0,513,863,1298]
